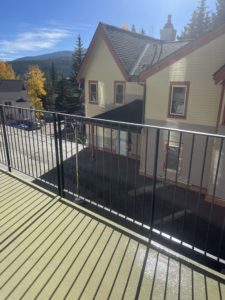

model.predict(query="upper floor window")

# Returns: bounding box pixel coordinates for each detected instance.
[115,81,125,104]
[89,81,98,104]
[168,82,190,118]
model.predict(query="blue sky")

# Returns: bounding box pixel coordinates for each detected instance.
[0,0,216,61]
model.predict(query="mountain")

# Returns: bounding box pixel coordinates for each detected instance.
[9,51,74,78]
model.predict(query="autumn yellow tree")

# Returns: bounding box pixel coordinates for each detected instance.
[0,60,17,79]
[25,65,46,117]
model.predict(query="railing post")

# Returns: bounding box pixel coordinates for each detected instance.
[150,128,160,237]
[57,114,65,197]
[53,113,62,196]
[0,106,11,172]
[135,128,160,300]
[74,123,80,197]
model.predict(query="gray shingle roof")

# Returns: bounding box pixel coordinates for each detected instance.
[0,80,26,92]
[102,23,189,78]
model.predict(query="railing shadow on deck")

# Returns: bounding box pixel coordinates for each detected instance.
[1,170,225,299]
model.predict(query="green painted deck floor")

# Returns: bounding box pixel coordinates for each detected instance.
[0,170,225,300]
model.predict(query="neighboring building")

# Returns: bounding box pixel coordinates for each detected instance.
[77,17,225,203]
[77,16,189,156]
[0,80,32,119]
[138,22,225,203]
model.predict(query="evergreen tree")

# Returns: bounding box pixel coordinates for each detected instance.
[55,77,80,113]
[213,0,225,27]
[141,27,145,34]
[72,35,85,79]
[71,35,85,113]
[131,24,136,32]
[44,63,58,109]
[178,0,212,40]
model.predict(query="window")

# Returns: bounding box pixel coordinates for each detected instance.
[89,81,98,103]
[4,101,12,106]
[165,142,183,173]
[115,81,125,104]
[168,82,190,118]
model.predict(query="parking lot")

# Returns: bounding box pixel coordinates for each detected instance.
[0,123,83,180]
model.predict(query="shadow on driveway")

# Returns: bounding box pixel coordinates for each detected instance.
[32,147,225,268]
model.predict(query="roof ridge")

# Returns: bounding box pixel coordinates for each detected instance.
[101,22,161,43]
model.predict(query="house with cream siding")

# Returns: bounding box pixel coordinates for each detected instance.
[139,23,225,203]
[77,16,189,156]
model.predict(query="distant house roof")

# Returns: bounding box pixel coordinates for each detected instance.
[94,99,143,127]
[77,23,189,81]
[0,80,26,92]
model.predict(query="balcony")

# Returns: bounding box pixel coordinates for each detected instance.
[0,105,225,299]
[1,170,225,299]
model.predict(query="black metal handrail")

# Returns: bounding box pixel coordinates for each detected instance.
[0,104,225,272]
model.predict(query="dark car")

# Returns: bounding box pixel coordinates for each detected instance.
[17,120,41,130]
[6,119,41,130]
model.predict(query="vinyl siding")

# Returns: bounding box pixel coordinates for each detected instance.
[142,32,225,201]
[83,38,143,118]
[145,33,225,127]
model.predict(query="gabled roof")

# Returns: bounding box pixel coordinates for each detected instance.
[94,99,143,125]
[0,80,26,92]
[139,22,225,81]
[76,23,189,81]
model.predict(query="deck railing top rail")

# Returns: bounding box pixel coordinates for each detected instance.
[1,104,225,139]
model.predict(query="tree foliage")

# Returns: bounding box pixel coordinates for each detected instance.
[25,65,46,117]
[55,77,80,113]
[178,0,212,40]
[213,0,225,27]
[44,62,57,109]
[70,35,85,113]
[0,60,17,79]
[72,35,85,79]
[131,24,136,32]
[141,27,145,34]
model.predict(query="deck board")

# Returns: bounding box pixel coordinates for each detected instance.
[0,170,225,300]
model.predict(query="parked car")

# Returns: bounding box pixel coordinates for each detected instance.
[18,120,42,130]
[5,120,18,127]
[6,119,41,130]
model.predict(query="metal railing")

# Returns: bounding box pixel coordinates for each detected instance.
[0,104,225,271]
